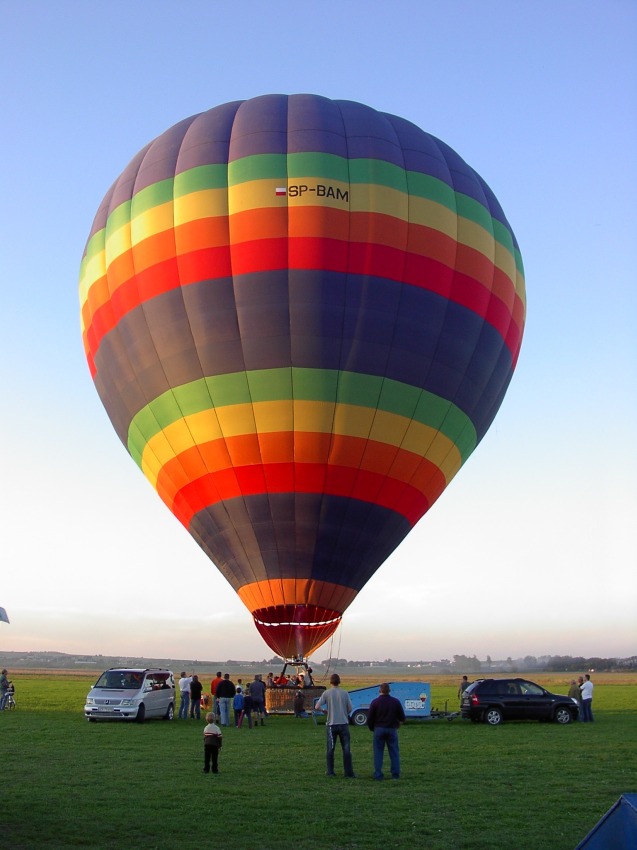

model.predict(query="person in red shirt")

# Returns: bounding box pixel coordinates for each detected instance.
[210,672,223,720]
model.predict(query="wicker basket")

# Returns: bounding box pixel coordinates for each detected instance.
[265,686,325,714]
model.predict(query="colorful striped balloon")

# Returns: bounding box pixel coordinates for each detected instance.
[79,94,525,659]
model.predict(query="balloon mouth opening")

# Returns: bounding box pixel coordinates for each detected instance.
[252,605,342,659]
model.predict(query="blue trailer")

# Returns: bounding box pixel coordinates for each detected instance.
[346,681,430,726]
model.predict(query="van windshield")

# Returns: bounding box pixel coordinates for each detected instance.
[94,671,144,690]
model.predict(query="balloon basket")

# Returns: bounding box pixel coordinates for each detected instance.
[264,659,325,715]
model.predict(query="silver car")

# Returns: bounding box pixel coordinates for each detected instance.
[84,668,175,722]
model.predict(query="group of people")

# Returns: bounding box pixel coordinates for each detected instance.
[314,674,406,780]
[198,672,406,779]
[568,673,595,722]
[198,668,594,779]
[179,671,267,728]
[267,669,314,688]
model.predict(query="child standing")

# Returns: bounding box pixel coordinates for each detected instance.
[233,686,244,727]
[202,712,223,774]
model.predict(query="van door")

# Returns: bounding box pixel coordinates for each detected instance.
[143,672,174,718]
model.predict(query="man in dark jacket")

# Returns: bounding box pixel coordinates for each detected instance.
[367,683,406,780]
[189,675,204,719]
[215,673,236,727]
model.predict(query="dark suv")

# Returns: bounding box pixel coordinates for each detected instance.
[461,678,579,725]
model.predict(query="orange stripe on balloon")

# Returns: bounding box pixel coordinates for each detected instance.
[238,579,358,612]
[153,433,446,515]
[80,208,519,323]
[174,216,231,253]
[228,207,290,242]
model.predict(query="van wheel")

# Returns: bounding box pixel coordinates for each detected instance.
[135,704,146,724]
[164,703,174,721]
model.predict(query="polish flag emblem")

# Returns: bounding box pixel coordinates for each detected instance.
[275,187,287,196]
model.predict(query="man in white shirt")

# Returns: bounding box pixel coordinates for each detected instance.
[315,673,355,777]
[178,671,193,719]
[579,674,594,722]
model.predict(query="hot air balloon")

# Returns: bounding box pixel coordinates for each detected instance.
[79,94,525,660]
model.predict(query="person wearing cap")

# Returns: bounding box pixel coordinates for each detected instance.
[366,683,406,780]
[314,673,355,778]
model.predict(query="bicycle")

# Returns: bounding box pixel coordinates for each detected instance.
[2,685,15,710]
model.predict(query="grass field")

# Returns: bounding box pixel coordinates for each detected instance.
[2,671,636,850]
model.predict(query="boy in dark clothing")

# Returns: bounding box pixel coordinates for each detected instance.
[239,692,254,728]
[203,712,223,773]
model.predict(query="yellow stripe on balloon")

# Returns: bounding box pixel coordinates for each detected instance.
[139,400,462,489]
[174,188,228,225]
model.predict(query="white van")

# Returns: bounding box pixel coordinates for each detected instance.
[84,668,175,722]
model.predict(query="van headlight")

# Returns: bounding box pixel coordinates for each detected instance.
[86,697,95,705]
[120,699,137,706]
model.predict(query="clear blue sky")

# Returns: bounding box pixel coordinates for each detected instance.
[1,1,635,663]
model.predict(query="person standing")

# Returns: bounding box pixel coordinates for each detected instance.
[366,683,406,780]
[210,672,223,721]
[240,690,254,729]
[293,689,308,718]
[216,673,236,726]
[248,675,267,726]
[0,669,11,711]
[457,675,470,702]
[576,676,585,720]
[202,712,223,774]
[190,675,203,720]
[315,673,355,778]
[178,671,192,719]
[233,687,244,727]
[580,674,594,722]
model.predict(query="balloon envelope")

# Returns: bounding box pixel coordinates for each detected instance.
[80,94,525,658]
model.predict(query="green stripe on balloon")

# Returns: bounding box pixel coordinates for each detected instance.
[81,154,520,269]
[126,368,477,468]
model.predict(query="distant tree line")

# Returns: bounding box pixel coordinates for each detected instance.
[322,654,637,672]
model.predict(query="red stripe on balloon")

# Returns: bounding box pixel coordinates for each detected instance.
[171,462,431,530]
[84,238,523,364]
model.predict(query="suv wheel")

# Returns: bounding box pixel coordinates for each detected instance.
[554,706,572,724]
[164,703,174,721]
[485,707,503,726]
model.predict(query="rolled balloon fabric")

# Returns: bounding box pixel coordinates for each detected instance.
[80,94,525,659]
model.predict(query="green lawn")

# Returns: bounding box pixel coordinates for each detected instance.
[1,672,636,850]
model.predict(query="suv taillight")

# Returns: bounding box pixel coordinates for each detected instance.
[471,694,480,705]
